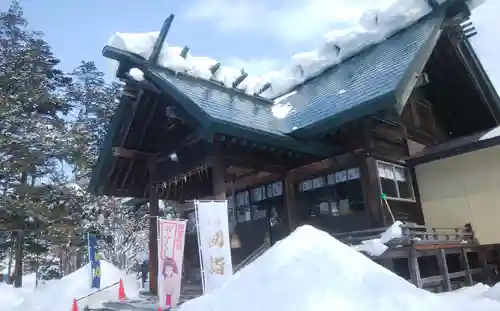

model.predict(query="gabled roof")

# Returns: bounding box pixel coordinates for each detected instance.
[282,13,444,137]
[144,13,444,140]
[89,11,449,197]
[105,12,444,144]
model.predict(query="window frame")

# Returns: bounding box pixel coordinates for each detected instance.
[376,160,416,202]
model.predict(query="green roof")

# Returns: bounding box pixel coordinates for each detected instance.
[88,12,445,197]
[145,14,443,139]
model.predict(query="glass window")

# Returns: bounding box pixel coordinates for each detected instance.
[267,181,283,197]
[251,186,265,202]
[376,161,415,201]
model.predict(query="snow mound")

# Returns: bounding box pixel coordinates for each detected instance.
[108,0,484,101]
[483,283,500,303]
[0,273,38,311]
[13,261,139,311]
[179,225,500,311]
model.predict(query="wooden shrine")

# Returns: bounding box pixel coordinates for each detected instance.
[89,0,500,296]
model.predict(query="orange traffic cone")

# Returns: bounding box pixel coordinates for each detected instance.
[118,279,127,300]
[72,298,78,311]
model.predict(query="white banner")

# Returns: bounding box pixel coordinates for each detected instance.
[157,219,187,309]
[195,200,233,294]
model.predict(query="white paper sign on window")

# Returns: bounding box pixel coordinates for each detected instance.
[335,171,347,183]
[394,167,406,181]
[327,174,336,185]
[301,180,313,191]
[236,191,249,206]
[378,165,386,178]
[312,177,324,188]
[272,181,283,196]
[385,167,395,180]
[347,168,360,180]
[251,187,263,202]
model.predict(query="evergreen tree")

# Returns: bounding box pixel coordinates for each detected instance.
[66,61,121,179]
[0,1,73,287]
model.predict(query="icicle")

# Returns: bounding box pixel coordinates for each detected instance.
[232,69,248,88]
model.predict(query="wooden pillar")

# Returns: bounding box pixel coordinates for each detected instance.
[461,248,473,286]
[284,174,298,232]
[437,248,452,291]
[212,141,226,200]
[409,249,422,288]
[148,166,160,295]
[360,156,385,228]
[478,248,492,285]
[360,119,385,228]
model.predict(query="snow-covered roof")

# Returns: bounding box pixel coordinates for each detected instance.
[108,0,483,102]
[107,12,444,139]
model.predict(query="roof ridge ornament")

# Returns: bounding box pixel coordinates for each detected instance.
[148,14,175,66]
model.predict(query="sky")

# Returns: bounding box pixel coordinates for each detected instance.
[0,0,498,88]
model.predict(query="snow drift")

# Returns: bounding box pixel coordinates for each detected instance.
[3,261,139,311]
[108,0,485,101]
[178,225,500,311]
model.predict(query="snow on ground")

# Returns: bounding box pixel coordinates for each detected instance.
[108,0,484,103]
[179,225,500,311]
[0,261,139,311]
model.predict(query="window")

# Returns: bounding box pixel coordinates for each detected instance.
[297,168,365,219]
[267,181,283,197]
[376,161,415,201]
[251,186,266,202]
[235,191,251,222]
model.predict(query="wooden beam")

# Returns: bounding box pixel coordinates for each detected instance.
[478,248,492,285]
[461,248,473,286]
[360,156,385,228]
[212,141,227,200]
[119,94,160,191]
[287,150,360,181]
[437,248,452,291]
[284,174,298,232]
[112,147,154,160]
[223,155,286,174]
[409,249,422,288]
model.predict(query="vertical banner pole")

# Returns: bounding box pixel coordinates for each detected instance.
[194,200,206,294]
[87,232,91,289]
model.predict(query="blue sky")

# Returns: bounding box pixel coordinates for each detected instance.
[1,0,368,76]
[1,0,499,89]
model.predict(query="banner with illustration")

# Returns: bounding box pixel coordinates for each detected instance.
[195,200,233,294]
[87,233,101,289]
[157,219,187,309]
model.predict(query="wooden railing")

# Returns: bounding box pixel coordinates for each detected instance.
[234,242,270,273]
[333,222,475,247]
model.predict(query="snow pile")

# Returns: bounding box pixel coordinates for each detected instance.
[179,225,500,311]
[108,0,485,101]
[483,283,500,303]
[352,221,403,256]
[440,283,491,299]
[5,261,139,311]
[0,274,38,311]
